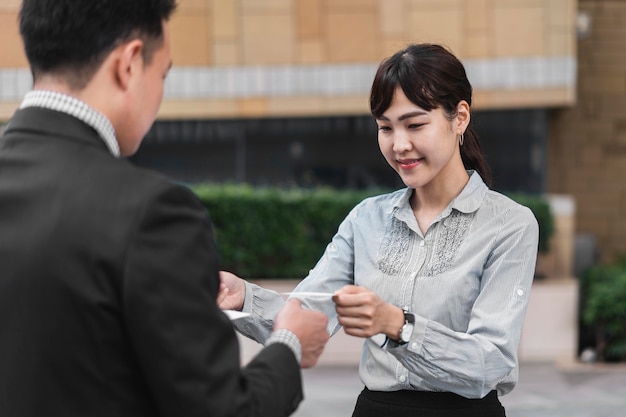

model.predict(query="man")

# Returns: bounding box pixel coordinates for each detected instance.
[0,1,328,416]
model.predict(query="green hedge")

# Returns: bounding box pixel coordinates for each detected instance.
[581,258,626,362]
[506,193,554,254]
[191,184,554,278]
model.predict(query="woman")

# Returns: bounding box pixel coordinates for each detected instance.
[220,43,539,416]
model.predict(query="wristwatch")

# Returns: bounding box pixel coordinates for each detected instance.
[398,308,415,344]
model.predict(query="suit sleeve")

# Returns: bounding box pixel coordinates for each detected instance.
[121,182,303,417]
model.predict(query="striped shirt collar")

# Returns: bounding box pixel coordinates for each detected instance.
[20,90,120,157]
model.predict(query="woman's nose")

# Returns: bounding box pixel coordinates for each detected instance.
[392,131,412,153]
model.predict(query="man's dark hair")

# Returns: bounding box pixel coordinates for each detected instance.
[19,0,177,90]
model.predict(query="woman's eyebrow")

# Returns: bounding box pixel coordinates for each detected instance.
[399,111,428,121]
[377,111,428,122]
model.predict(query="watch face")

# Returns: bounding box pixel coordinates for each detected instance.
[401,323,414,342]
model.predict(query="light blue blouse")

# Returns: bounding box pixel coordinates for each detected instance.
[236,171,539,399]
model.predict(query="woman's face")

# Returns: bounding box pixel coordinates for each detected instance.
[375,87,468,190]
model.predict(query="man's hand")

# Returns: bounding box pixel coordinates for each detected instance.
[217,270,246,311]
[274,299,329,368]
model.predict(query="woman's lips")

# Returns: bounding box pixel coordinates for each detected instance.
[397,158,423,169]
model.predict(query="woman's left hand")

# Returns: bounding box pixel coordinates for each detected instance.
[333,285,404,339]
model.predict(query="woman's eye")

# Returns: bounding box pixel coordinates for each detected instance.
[408,123,424,129]
[378,126,391,132]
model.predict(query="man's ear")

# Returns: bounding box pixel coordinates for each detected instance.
[114,39,145,90]
[455,100,470,134]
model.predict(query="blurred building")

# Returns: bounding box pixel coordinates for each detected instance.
[1,0,624,263]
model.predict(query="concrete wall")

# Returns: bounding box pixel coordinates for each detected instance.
[548,0,626,264]
[0,0,578,120]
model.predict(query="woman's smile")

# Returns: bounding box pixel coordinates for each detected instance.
[397,158,423,170]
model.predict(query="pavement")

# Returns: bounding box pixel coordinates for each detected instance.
[239,333,626,416]
[290,361,626,417]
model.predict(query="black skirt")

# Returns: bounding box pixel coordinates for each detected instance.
[352,388,506,417]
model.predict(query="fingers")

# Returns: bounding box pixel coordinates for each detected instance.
[332,285,388,338]
[216,282,229,305]
[284,297,302,309]
[332,284,361,301]
[299,310,329,368]
[217,270,245,311]
[275,299,329,369]
[333,285,377,309]
[219,270,241,288]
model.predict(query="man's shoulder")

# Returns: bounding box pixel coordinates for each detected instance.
[102,158,192,200]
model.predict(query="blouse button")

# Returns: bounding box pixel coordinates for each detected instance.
[517,289,524,296]
[399,375,406,382]
[419,240,425,247]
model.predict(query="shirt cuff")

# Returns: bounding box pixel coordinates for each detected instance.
[266,329,302,364]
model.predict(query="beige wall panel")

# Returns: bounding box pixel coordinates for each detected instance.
[269,97,325,115]
[380,37,411,59]
[170,14,212,66]
[213,41,241,66]
[242,0,292,13]
[242,14,295,64]
[269,96,370,116]
[176,0,209,13]
[0,101,19,121]
[473,87,575,110]
[297,0,323,38]
[409,0,461,8]
[326,0,378,12]
[546,0,576,30]
[0,13,27,67]
[158,99,239,119]
[407,9,463,56]
[326,12,380,62]
[547,30,575,56]
[492,0,543,6]
[212,0,240,40]
[493,6,544,57]
[464,34,490,58]
[0,0,581,120]
[0,0,21,11]
[323,96,370,114]
[297,40,326,64]
[463,0,490,32]
[379,0,408,36]
[239,98,269,117]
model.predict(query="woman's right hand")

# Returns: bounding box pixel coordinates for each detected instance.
[217,270,246,311]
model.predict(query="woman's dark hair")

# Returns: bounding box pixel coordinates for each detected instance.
[19,0,178,90]
[370,43,492,186]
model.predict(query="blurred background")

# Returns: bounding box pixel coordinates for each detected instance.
[1,0,625,365]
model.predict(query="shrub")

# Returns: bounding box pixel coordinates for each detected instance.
[581,258,626,362]
[190,184,554,278]
[191,184,381,278]
[505,193,554,254]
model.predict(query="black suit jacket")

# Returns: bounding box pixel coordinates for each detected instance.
[0,107,302,416]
